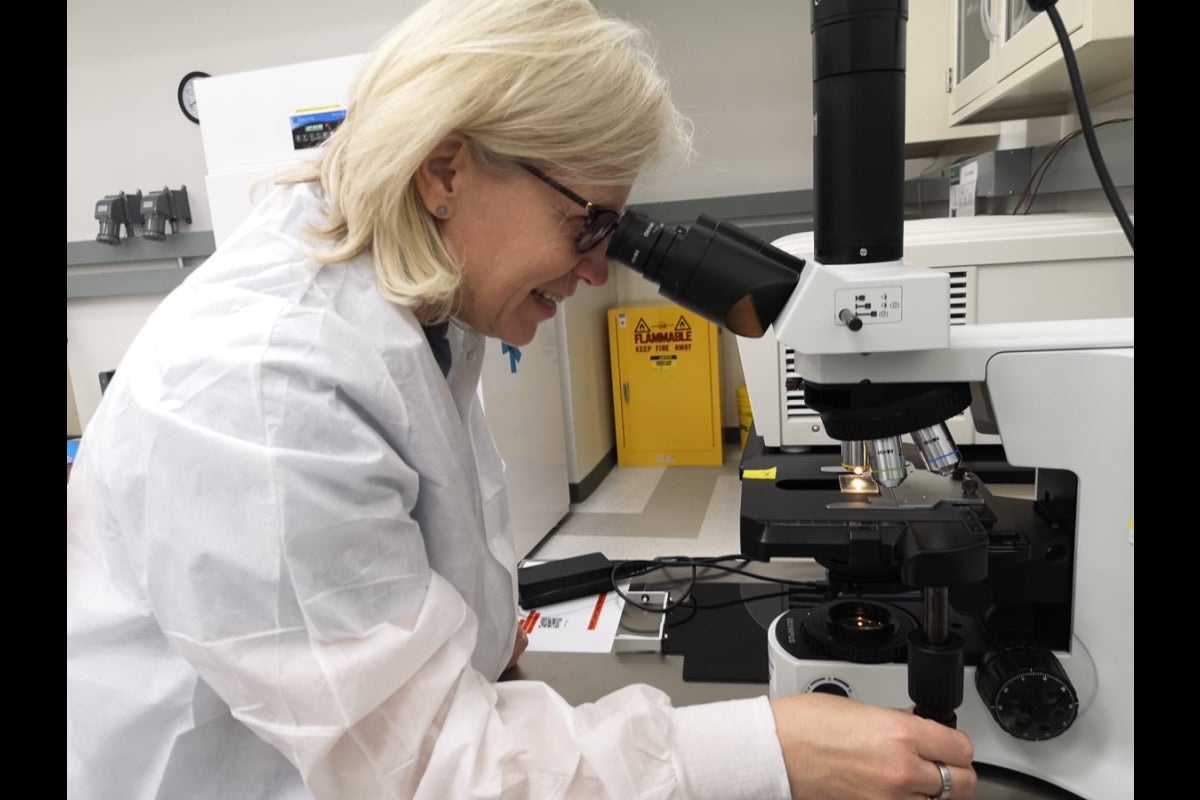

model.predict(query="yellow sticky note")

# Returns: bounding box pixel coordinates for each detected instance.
[742,467,777,480]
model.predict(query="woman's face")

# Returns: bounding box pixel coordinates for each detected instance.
[440,156,630,346]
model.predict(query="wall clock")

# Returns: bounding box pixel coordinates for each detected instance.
[177,71,211,123]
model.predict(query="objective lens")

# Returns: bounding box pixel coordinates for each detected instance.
[866,435,907,488]
[911,422,961,476]
[840,440,868,474]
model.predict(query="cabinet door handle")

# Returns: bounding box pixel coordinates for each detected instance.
[622,381,629,404]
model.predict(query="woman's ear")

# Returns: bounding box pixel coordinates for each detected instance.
[414,133,470,218]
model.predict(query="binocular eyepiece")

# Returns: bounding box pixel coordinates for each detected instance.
[605,210,804,339]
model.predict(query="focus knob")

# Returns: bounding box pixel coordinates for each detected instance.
[975,643,1078,741]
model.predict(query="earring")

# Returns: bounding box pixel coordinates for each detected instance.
[436,205,449,217]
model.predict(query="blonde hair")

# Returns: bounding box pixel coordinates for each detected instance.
[282,0,693,322]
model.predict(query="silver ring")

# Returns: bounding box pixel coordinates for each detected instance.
[928,761,951,800]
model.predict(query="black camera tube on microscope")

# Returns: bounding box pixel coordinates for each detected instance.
[811,0,907,266]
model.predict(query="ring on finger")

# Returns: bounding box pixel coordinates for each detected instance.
[927,760,951,800]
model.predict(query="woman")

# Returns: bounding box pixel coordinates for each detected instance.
[67,1,976,798]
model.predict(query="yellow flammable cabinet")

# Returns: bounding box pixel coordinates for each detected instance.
[607,304,723,466]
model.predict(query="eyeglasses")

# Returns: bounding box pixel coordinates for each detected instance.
[519,163,621,253]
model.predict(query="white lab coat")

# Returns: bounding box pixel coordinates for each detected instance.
[66,181,790,800]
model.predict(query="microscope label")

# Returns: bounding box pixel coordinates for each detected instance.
[835,287,902,325]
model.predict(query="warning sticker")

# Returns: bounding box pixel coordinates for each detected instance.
[650,354,678,371]
[633,316,694,356]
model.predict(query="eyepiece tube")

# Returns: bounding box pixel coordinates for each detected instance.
[606,210,804,338]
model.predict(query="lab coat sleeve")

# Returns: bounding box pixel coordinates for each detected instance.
[162,572,789,800]
[132,310,790,800]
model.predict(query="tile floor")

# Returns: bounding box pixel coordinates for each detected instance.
[527,443,747,563]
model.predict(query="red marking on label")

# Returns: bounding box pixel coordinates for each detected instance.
[587,593,607,630]
[522,610,540,633]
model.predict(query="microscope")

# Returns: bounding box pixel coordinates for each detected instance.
[606,2,1133,798]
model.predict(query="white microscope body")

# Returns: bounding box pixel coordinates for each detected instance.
[737,213,1134,451]
[757,239,1133,799]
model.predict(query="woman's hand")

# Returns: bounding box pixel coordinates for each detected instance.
[769,692,977,800]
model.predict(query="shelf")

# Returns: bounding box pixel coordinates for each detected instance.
[66,231,215,299]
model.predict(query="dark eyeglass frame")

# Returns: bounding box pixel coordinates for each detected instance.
[519,163,621,253]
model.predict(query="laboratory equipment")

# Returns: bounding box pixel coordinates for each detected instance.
[94,190,141,244]
[604,1,1133,797]
[139,186,192,240]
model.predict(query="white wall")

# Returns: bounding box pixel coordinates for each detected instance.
[599,0,813,434]
[67,0,425,244]
[67,0,426,429]
[600,0,813,204]
[67,295,172,429]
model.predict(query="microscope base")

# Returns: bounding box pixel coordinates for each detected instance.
[766,612,1127,800]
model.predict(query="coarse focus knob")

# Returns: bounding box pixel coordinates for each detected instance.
[975,643,1078,741]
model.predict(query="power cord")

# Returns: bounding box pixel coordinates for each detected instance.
[608,554,829,613]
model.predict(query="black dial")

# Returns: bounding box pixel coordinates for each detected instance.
[177,71,210,123]
[976,643,1079,741]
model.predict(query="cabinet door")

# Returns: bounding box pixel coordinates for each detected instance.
[952,0,998,114]
[996,0,1084,81]
[950,0,1127,124]
[906,0,1000,149]
[952,0,1083,112]
[608,306,722,466]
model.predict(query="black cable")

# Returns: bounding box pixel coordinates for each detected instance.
[1036,1,1134,250]
[1012,131,1076,215]
[610,558,697,612]
[608,554,829,613]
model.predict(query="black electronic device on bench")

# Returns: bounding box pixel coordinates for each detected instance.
[518,552,615,608]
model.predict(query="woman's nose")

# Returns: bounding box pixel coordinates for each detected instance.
[572,244,610,287]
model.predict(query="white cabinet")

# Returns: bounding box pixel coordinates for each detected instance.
[906,0,1000,156]
[479,326,570,559]
[950,0,1133,125]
